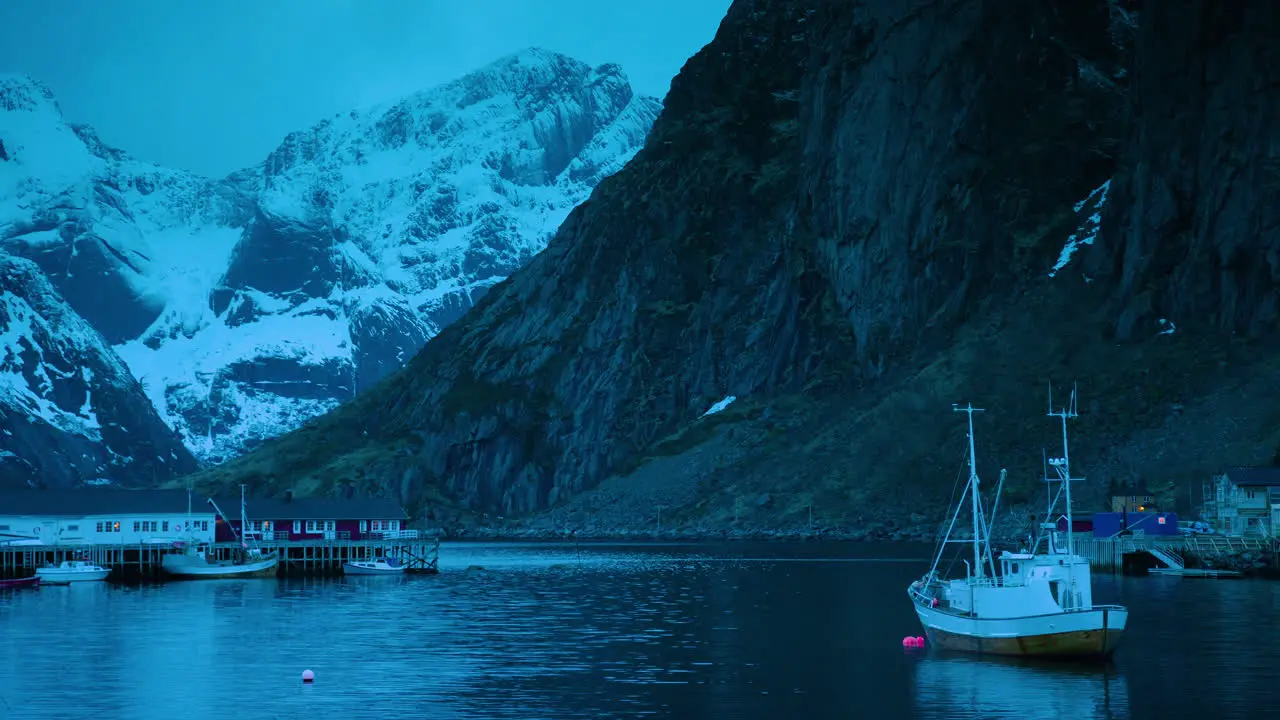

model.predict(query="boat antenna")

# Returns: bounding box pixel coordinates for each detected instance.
[954,402,985,579]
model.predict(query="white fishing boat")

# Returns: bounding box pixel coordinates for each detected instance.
[908,388,1128,659]
[343,557,405,575]
[162,485,279,580]
[36,560,109,584]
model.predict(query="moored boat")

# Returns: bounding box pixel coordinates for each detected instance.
[36,560,110,584]
[161,545,279,579]
[0,576,40,589]
[907,388,1128,659]
[161,485,279,580]
[343,557,405,575]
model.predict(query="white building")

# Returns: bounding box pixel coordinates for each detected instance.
[1202,467,1280,537]
[0,489,217,546]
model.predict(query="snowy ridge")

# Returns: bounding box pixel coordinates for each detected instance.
[0,254,196,488]
[0,286,104,442]
[0,50,659,466]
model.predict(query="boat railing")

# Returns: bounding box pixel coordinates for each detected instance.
[374,530,420,540]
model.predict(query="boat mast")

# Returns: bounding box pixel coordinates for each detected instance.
[955,403,985,579]
[1047,383,1081,556]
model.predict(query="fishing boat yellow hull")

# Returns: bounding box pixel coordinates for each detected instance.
[912,599,1127,659]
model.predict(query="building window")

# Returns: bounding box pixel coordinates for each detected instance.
[305,520,319,533]
[390,520,400,531]
[324,520,335,532]
[162,521,169,532]
[1248,490,1257,499]
[67,525,78,532]
[360,520,368,533]
[96,521,120,533]
[293,520,301,534]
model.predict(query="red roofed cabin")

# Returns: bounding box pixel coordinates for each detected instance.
[211,491,409,543]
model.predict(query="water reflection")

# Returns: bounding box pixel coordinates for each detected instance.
[0,542,1277,718]
[913,656,1130,720]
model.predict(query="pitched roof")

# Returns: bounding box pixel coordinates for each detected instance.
[0,489,409,520]
[1225,467,1280,487]
[0,489,204,517]
[207,495,407,521]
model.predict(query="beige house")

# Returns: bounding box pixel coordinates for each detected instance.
[1202,467,1280,537]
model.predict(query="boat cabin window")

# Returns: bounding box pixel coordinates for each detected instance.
[1009,562,1019,574]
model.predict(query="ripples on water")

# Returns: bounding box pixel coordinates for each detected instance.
[0,541,1277,719]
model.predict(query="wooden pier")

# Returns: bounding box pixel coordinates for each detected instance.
[0,535,440,582]
[1074,534,1275,574]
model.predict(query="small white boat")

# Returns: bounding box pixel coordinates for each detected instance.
[343,557,405,575]
[36,560,109,584]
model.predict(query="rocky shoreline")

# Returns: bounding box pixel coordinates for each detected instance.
[418,517,1039,545]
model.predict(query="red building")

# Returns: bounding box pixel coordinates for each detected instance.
[210,491,409,542]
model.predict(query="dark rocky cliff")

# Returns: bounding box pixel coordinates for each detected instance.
[190,0,1280,537]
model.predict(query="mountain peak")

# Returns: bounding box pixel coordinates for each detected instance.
[0,74,59,114]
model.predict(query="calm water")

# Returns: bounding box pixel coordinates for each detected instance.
[0,541,1276,719]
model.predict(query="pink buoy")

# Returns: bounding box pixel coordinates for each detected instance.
[902,636,913,647]
[914,636,925,647]
[302,669,315,683]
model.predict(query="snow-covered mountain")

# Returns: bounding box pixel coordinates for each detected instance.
[0,254,198,489]
[0,48,659,473]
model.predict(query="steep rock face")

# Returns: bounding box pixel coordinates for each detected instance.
[193,0,1278,529]
[1087,0,1280,339]
[801,1,1127,367]
[0,254,197,490]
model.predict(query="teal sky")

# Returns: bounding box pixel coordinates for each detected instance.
[0,0,731,177]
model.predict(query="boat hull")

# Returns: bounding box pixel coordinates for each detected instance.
[162,554,279,579]
[36,569,110,584]
[0,576,40,589]
[343,562,405,575]
[913,600,1126,659]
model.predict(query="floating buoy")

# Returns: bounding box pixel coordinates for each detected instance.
[902,636,925,648]
[915,636,925,647]
[302,669,315,683]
